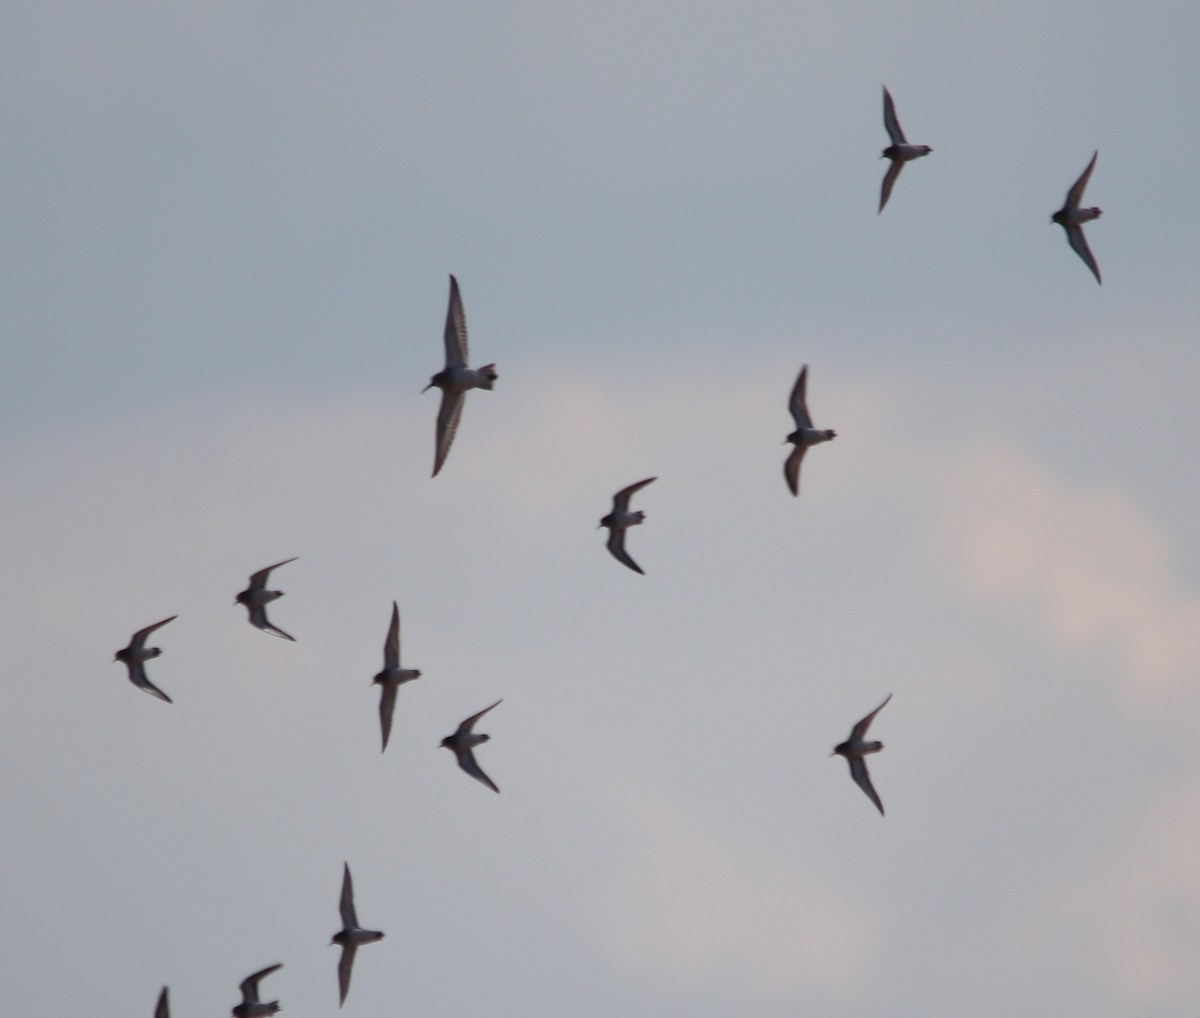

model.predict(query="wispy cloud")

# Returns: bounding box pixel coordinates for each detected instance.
[943,444,1200,697]
[596,787,876,999]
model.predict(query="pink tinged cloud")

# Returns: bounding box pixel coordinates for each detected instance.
[944,445,1200,696]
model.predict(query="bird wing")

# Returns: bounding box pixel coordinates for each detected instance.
[851,693,892,740]
[879,159,904,214]
[783,444,807,497]
[882,85,907,145]
[247,557,298,591]
[443,274,468,369]
[155,986,170,1018]
[1066,150,1098,209]
[337,944,357,1006]
[239,964,282,1004]
[848,757,885,816]
[378,682,398,753]
[339,862,358,928]
[458,699,503,735]
[431,390,465,477]
[127,662,173,704]
[249,606,295,642]
[788,365,812,428]
[1065,224,1102,285]
[130,615,177,649]
[612,476,656,512]
[456,748,500,793]
[606,528,644,575]
[384,601,400,669]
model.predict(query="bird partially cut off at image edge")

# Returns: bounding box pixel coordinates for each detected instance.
[231,963,283,1018]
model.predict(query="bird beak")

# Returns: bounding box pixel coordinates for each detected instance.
[421,382,433,393]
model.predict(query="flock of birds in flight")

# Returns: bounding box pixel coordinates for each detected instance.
[880,85,1105,282]
[116,84,1105,1016]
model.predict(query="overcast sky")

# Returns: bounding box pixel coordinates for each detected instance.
[2,3,1200,1016]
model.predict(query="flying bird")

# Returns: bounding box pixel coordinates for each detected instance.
[235,558,298,641]
[832,694,892,816]
[599,477,656,574]
[373,601,422,752]
[422,274,498,477]
[231,964,282,1018]
[155,987,170,1018]
[879,85,932,213]
[331,862,384,1007]
[783,365,836,497]
[1051,150,1103,284]
[441,700,502,793]
[114,615,177,703]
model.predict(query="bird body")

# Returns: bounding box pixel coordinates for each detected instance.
[426,364,497,393]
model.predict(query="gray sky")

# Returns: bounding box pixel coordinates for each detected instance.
[2,2,1199,1016]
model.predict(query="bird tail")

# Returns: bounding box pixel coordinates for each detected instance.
[478,364,498,389]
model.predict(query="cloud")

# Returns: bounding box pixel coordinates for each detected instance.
[594,786,876,1000]
[999,783,1200,1011]
[943,444,1200,697]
